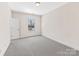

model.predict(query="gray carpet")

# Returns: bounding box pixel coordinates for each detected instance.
[4,36,79,56]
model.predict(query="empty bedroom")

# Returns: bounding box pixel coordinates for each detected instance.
[0,2,79,56]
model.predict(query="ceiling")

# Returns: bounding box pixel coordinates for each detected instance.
[8,2,68,15]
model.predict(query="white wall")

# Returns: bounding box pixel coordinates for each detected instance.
[11,11,41,39]
[0,3,11,56]
[42,2,79,50]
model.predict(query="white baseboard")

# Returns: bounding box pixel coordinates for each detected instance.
[0,40,11,56]
[42,34,79,51]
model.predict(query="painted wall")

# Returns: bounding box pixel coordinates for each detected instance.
[11,11,41,39]
[42,2,79,50]
[0,3,11,55]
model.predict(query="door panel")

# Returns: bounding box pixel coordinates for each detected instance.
[10,17,20,39]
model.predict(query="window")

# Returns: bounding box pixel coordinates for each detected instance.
[28,16,35,31]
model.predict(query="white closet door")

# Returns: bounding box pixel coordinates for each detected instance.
[10,17,20,39]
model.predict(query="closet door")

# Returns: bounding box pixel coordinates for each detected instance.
[20,15,41,38]
[10,17,20,39]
